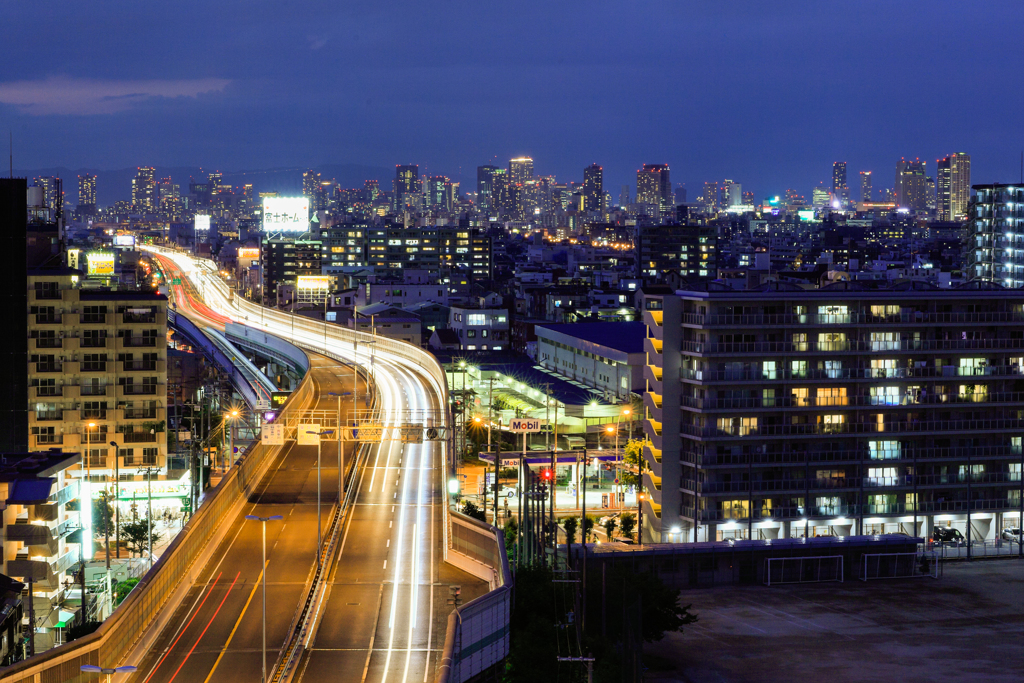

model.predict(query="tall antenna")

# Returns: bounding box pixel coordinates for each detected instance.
[8,130,11,179]
[1020,151,1022,184]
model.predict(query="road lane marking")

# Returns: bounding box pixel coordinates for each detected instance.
[166,572,241,683]
[142,573,223,683]
[202,562,268,683]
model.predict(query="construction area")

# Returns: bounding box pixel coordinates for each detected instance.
[645,560,1024,683]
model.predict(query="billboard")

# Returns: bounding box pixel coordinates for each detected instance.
[238,247,260,259]
[297,275,331,290]
[262,197,309,232]
[113,234,135,247]
[194,214,211,234]
[87,252,115,276]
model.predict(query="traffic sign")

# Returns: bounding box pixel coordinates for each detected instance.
[298,423,321,446]
[256,399,270,411]
[172,278,181,285]
[509,418,545,433]
[261,423,285,445]
[400,424,423,444]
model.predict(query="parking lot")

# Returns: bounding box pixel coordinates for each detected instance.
[645,560,1024,683]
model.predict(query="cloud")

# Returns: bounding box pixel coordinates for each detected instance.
[0,76,231,115]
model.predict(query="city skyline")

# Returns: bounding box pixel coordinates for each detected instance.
[2,2,1022,197]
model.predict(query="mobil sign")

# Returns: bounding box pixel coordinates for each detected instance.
[509,418,544,433]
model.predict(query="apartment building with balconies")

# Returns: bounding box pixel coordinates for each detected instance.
[0,450,81,654]
[26,270,169,486]
[642,280,1024,545]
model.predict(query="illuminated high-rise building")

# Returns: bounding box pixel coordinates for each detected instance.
[859,171,872,202]
[364,179,380,202]
[302,170,321,203]
[77,174,97,214]
[32,176,63,219]
[394,165,419,211]
[966,184,1024,286]
[937,153,971,221]
[895,158,927,210]
[701,182,718,213]
[131,167,156,212]
[477,165,499,213]
[508,157,533,186]
[426,176,450,209]
[637,164,671,215]
[832,161,848,201]
[582,163,603,212]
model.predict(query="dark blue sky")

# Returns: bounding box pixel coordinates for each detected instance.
[3,1,1022,199]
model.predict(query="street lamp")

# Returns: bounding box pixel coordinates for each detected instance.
[245,514,283,683]
[225,408,241,472]
[327,392,352,503]
[80,665,137,682]
[305,429,334,569]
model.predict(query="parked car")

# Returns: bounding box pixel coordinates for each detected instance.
[1001,527,1022,543]
[932,527,966,546]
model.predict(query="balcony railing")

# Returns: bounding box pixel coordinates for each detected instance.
[81,409,107,419]
[681,365,1021,382]
[681,311,1024,327]
[682,417,1024,439]
[681,390,1024,411]
[33,434,62,445]
[122,384,158,395]
[80,337,107,348]
[34,338,62,349]
[698,472,1019,495]
[80,385,107,396]
[681,337,1024,355]
[35,386,61,397]
[34,315,62,325]
[81,362,107,372]
[700,445,1024,467]
[123,408,158,419]
[123,360,158,371]
[121,432,157,443]
[80,313,107,324]
[122,313,157,324]
[121,337,158,348]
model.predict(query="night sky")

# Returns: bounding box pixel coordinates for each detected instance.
[3,1,1022,199]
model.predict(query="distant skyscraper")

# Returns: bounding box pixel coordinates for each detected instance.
[637,164,671,215]
[701,182,719,213]
[131,167,156,212]
[302,170,321,203]
[508,157,533,187]
[895,158,927,210]
[426,176,450,209]
[394,165,419,211]
[832,162,848,201]
[859,171,872,202]
[582,163,603,212]
[364,179,380,202]
[477,165,499,213]
[937,153,971,221]
[676,186,687,204]
[723,180,742,207]
[77,174,97,214]
[32,176,63,219]
[619,185,630,207]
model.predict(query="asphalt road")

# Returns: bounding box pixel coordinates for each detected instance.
[294,359,453,683]
[133,356,363,683]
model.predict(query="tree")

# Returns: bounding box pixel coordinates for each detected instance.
[121,519,161,558]
[461,500,486,523]
[602,516,617,540]
[92,494,115,544]
[113,578,139,606]
[503,517,518,558]
[619,512,636,541]
[563,516,578,546]
[582,515,596,543]
[621,438,647,487]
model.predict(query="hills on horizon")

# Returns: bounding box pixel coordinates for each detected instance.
[10,163,394,209]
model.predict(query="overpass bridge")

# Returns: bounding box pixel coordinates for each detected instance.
[0,246,508,683]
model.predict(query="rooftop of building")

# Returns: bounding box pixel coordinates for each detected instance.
[534,321,646,355]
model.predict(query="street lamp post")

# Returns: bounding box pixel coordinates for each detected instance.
[80,665,137,683]
[327,392,351,503]
[245,514,283,683]
[226,409,240,473]
[137,466,158,567]
[306,429,334,569]
[109,441,120,559]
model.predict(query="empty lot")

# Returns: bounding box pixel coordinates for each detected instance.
[646,560,1024,683]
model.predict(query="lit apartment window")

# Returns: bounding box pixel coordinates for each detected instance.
[818,414,845,433]
[818,332,846,351]
[717,417,758,436]
[868,440,900,460]
[817,387,847,407]
[958,384,987,401]
[867,467,898,486]
[959,357,987,376]
[870,331,899,351]
[871,359,899,378]
[762,361,777,380]
[792,333,808,351]
[869,305,900,319]
[790,360,808,378]
[870,386,900,406]
[818,304,850,323]
[791,387,809,407]
[822,360,843,378]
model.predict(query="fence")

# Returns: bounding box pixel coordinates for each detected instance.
[0,352,315,683]
[927,538,1024,560]
[435,511,511,683]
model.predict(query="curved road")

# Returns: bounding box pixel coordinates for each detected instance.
[139,249,465,683]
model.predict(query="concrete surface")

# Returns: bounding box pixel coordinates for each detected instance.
[646,560,1024,683]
